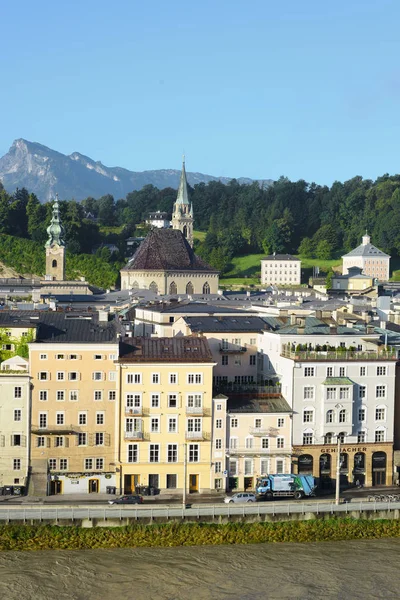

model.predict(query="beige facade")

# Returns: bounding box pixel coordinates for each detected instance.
[121,269,219,295]
[0,371,31,490]
[117,337,215,495]
[29,342,119,495]
[261,255,301,286]
[226,400,292,491]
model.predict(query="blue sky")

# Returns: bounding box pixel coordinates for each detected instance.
[1,0,400,184]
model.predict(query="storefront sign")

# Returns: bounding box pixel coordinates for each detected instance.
[320,447,367,453]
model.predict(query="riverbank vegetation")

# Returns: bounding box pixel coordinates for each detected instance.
[1,519,400,551]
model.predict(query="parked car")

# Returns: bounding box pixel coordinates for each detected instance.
[108,495,143,505]
[224,492,257,504]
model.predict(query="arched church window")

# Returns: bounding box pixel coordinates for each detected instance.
[52,259,57,268]
[169,282,177,295]
[149,281,158,294]
[183,225,187,238]
[203,282,210,294]
[186,282,194,295]
[131,281,139,290]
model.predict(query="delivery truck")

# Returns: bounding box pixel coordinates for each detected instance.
[255,474,316,500]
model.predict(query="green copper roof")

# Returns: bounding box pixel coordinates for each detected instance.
[175,158,190,205]
[45,196,65,247]
[322,377,353,385]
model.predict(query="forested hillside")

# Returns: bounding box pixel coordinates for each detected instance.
[1,172,400,284]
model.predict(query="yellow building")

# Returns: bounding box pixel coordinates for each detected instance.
[117,336,215,495]
[29,312,119,495]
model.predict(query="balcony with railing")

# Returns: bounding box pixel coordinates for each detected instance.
[124,430,145,441]
[219,344,247,354]
[125,406,144,416]
[280,345,397,362]
[31,424,81,435]
[249,426,279,437]
[227,445,291,456]
[185,431,211,441]
[185,406,205,416]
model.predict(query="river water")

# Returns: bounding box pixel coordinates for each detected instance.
[0,539,397,600]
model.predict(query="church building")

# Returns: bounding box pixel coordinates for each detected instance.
[120,160,219,294]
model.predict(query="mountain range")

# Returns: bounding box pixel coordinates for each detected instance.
[0,139,272,202]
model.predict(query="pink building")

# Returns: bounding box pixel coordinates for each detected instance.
[342,233,390,282]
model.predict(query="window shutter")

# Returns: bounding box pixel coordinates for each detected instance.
[21,435,26,447]
[88,433,94,447]
[65,437,69,448]
[0,435,4,447]
[105,433,111,447]
[46,437,51,448]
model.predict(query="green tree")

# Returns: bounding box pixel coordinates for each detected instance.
[315,239,334,260]
[298,237,314,257]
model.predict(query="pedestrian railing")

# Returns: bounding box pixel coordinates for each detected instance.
[1,499,400,523]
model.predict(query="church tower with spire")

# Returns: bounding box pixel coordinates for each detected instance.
[45,195,66,281]
[172,158,194,247]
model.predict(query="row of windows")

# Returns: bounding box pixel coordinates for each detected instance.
[221,339,257,348]
[38,390,116,402]
[35,433,108,448]
[126,373,203,385]
[303,429,387,445]
[39,354,117,361]
[229,458,286,476]
[36,412,106,427]
[229,437,285,449]
[305,366,388,378]
[47,458,104,470]
[303,385,387,400]
[230,417,285,428]
[221,356,256,367]
[302,406,387,424]
[38,371,117,381]
[125,393,204,409]
[125,417,204,434]
[127,443,200,463]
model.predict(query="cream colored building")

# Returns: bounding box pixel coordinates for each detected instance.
[261,254,301,286]
[342,233,390,281]
[117,336,215,495]
[225,394,292,491]
[172,316,267,387]
[29,312,119,495]
[0,368,31,491]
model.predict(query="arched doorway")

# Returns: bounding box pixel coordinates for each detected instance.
[353,452,366,486]
[186,282,194,295]
[298,454,313,475]
[169,281,177,295]
[149,281,158,294]
[203,282,210,294]
[372,451,387,486]
[319,453,332,490]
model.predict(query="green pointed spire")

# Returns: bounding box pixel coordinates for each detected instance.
[45,195,65,247]
[176,156,190,205]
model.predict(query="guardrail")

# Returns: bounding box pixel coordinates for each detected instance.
[1,499,400,523]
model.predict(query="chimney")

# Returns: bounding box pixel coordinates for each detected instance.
[98,310,108,322]
[380,321,386,330]
[315,310,322,320]
[290,314,296,325]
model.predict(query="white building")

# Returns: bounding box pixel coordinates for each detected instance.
[342,233,390,281]
[261,254,301,286]
[258,313,397,487]
[0,368,31,492]
[146,211,171,229]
